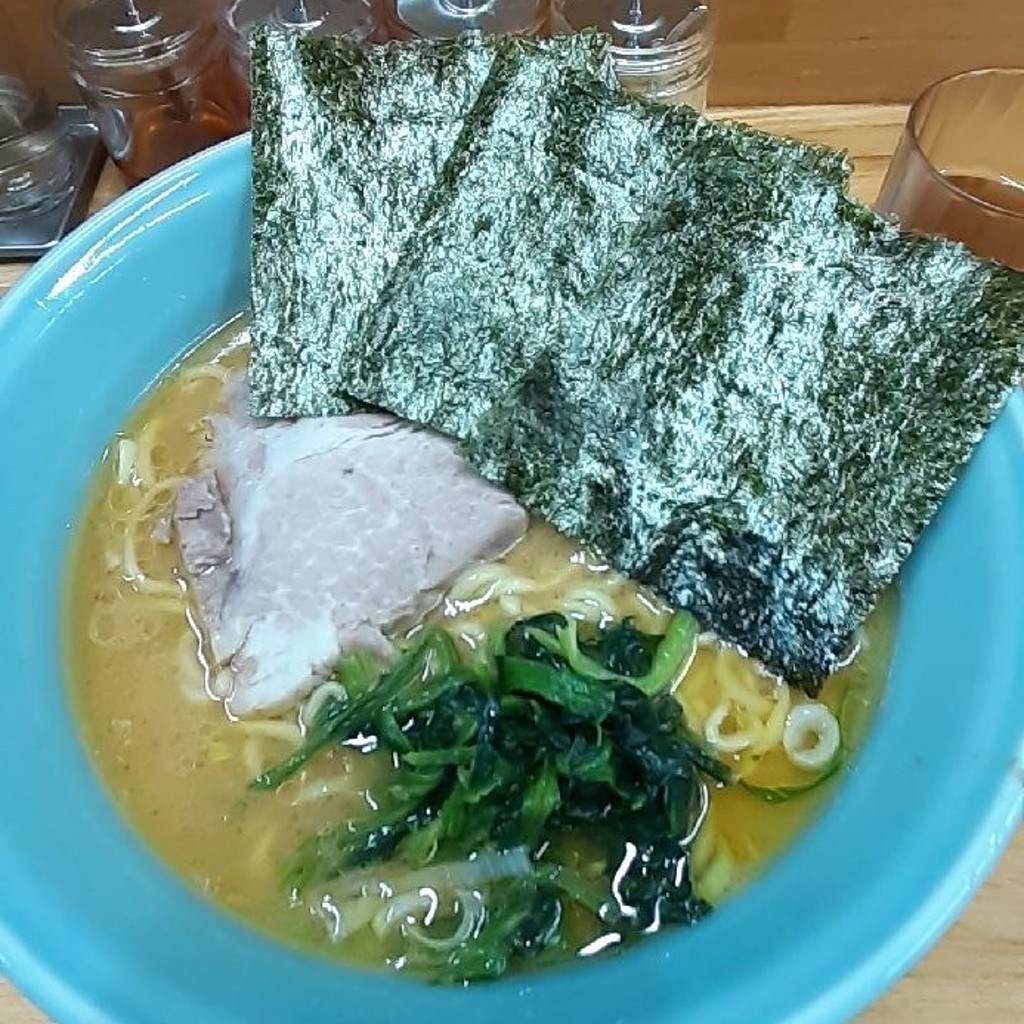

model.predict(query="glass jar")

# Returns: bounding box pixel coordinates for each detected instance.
[554,0,714,111]
[54,0,250,185]
[0,76,75,219]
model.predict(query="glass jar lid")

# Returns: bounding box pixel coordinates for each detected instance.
[391,0,547,41]
[55,0,212,63]
[229,0,378,44]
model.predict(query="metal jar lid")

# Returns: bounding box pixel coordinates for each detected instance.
[229,0,379,46]
[55,0,215,68]
[389,0,548,42]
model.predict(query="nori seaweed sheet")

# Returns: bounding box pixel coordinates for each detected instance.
[249,29,1024,685]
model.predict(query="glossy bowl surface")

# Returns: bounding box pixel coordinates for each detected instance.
[0,136,1021,1024]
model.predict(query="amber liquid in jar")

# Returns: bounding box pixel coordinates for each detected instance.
[57,0,250,185]
[115,49,249,185]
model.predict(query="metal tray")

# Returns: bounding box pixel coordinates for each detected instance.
[0,105,107,262]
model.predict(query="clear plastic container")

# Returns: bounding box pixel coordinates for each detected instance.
[554,0,714,110]
[0,76,74,219]
[54,0,249,184]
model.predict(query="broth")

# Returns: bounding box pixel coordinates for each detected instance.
[67,315,896,975]
[882,165,1024,270]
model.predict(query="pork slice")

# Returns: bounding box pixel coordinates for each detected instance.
[174,471,232,623]
[174,397,526,716]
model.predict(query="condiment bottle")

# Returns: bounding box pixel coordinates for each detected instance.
[54,0,250,185]
[554,0,714,110]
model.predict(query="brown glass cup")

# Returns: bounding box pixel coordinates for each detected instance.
[875,68,1024,270]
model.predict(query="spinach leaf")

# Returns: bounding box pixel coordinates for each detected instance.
[427,879,564,984]
[251,628,457,790]
[579,618,660,677]
[333,649,382,699]
[528,612,697,697]
[500,656,614,719]
[258,613,728,981]
[503,612,568,664]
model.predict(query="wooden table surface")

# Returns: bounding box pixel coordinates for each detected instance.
[0,105,1021,1022]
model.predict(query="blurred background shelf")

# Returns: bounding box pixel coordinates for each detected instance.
[2,0,1022,107]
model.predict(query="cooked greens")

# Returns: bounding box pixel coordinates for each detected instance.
[255,614,723,982]
[249,29,1024,684]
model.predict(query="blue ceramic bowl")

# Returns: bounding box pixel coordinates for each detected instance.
[0,136,1022,1024]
